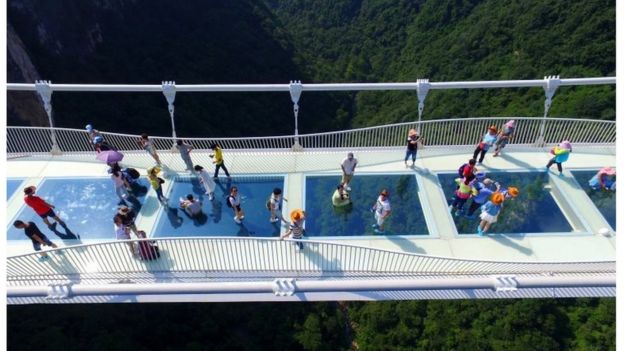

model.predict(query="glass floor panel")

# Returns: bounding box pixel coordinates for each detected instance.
[571,170,616,230]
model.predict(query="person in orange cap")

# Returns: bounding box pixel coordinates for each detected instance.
[472,125,498,164]
[503,186,519,200]
[281,209,306,251]
[477,192,505,236]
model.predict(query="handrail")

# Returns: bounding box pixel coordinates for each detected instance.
[7,237,615,285]
[7,117,616,155]
[7,77,615,92]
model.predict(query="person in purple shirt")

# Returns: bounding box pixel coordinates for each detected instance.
[466,177,501,219]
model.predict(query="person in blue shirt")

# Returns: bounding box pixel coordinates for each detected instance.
[546,140,572,176]
[589,167,616,191]
[477,192,505,236]
[466,177,500,219]
[472,125,498,164]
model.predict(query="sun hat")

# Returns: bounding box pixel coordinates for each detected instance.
[290,209,305,222]
[93,136,104,144]
[491,192,505,205]
[488,125,498,132]
[505,120,515,128]
[599,167,616,176]
[559,140,572,150]
[506,186,519,198]
[85,124,93,131]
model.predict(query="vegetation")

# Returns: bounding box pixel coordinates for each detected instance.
[8,0,615,137]
[8,298,614,350]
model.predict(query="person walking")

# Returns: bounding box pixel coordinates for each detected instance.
[404,129,422,167]
[138,133,161,165]
[546,140,572,176]
[477,192,505,236]
[472,125,498,164]
[269,187,288,224]
[340,152,358,191]
[147,166,168,205]
[194,165,216,200]
[458,159,478,179]
[227,186,244,224]
[210,143,231,179]
[371,189,391,234]
[13,220,60,262]
[280,209,306,251]
[111,163,131,205]
[176,140,194,172]
[493,120,516,157]
[23,186,68,230]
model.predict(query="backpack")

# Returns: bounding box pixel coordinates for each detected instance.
[226,195,234,208]
[458,163,468,176]
[138,241,160,260]
[126,168,140,180]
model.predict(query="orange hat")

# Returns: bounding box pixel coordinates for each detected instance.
[290,209,305,222]
[507,186,519,198]
[488,125,498,132]
[491,192,504,205]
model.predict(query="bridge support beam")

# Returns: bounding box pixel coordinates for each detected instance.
[162,81,178,150]
[35,80,62,155]
[536,75,561,146]
[416,79,430,134]
[289,80,303,151]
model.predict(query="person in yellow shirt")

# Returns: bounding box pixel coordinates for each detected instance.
[147,166,167,205]
[210,143,231,179]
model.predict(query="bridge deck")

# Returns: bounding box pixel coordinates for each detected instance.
[7,145,616,263]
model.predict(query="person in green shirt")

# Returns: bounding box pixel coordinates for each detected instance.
[210,143,231,179]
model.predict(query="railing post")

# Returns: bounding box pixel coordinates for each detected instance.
[536,75,560,146]
[162,81,177,149]
[289,80,303,151]
[416,79,430,133]
[35,80,62,155]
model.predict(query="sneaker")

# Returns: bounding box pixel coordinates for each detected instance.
[239,215,245,220]
[346,186,352,192]
[371,224,378,228]
[373,228,385,234]
[234,217,242,224]
[38,255,50,262]
[477,225,484,236]
[270,218,280,223]
[411,162,415,167]
[208,194,214,201]
[295,244,301,251]
[558,172,564,177]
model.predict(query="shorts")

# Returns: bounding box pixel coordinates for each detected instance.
[32,236,53,251]
[374,211,386,226]
[38,209,57,219]
[144,144,157,156]
[480,212,498,224]
[233,205,241,212]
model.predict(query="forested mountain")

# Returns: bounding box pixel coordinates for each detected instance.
[8,298,615,350]
[7,0,615,137]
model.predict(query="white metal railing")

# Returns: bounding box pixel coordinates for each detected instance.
[7,237,615,285]
[6,117,616,155]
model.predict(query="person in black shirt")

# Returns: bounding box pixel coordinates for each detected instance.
[13,220,58,260]
[405,129,423,167]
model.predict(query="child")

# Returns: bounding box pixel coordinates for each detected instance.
[546,140,572,176]
[194,165,216,200]
[227,186,244,224]
[472,125,498,164]
[280,209,306,251]
[466,178,500,219]
[269,188,288,224]
[477,192,505,236]
[450,176,477,216]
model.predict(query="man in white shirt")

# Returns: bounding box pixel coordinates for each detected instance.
[372,189,391,234]
[340,152,358,191]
